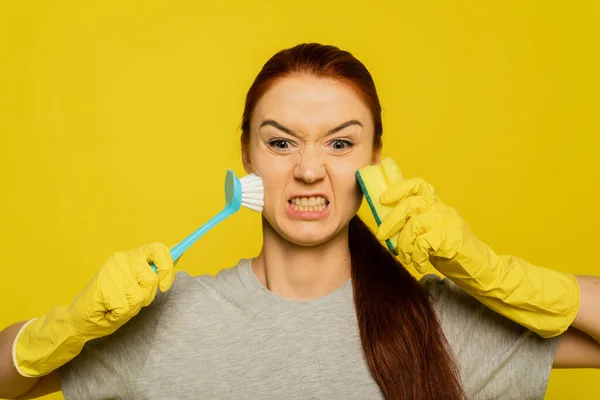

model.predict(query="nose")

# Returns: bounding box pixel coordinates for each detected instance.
[293,148,326,184]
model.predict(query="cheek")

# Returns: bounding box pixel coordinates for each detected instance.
[261,172,283,210]
[249,149,292,207]
[330,151,374,210]
[329,161,363,206]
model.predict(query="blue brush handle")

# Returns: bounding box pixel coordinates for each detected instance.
[149,207,234,273]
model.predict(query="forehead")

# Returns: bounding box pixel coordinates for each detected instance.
[252,75,373,132]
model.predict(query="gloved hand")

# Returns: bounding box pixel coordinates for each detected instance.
[375,163,580,339]
[13,242,175,377]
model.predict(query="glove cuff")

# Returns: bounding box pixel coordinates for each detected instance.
[539,271,580,338]
[12,318,39,378]
[13,307,86,377]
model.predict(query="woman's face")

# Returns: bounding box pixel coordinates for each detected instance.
[244,76,380,246]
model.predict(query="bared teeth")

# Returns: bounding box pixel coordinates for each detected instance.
[291,204,326,212]
[290,196,328,206]
[289,196,329,213]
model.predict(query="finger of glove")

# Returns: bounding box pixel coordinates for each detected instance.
[376,196,432,241]
[100,260,145,323]
[396,212,444,269]
[412,233,442,274]
[380,177,435,205]
[131,258,159,307]
[142,242,175,292]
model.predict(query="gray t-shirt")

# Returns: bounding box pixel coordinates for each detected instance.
[59,259,559,399]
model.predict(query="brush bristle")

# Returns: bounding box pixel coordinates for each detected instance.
[240,173,264,212]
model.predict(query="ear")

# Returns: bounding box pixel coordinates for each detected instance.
[241,138,253,174]
[371,144,382,165]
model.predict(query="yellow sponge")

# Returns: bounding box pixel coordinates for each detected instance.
[356,158,404,255]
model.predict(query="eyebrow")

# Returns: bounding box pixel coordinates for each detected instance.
[259,119,363,137]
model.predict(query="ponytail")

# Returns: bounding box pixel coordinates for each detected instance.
[349,216,465,400]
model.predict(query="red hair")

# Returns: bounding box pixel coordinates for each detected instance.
[241,43,464,400]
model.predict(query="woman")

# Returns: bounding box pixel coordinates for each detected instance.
[1,43,599,400]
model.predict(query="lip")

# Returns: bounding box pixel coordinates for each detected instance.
[286,193,330,220]
[286,201,330,220]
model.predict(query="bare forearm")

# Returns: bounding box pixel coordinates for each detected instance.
[0,322,39,399]
[571,276,600,344]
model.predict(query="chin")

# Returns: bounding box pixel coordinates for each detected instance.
[276,221,348,248]
[284,233,335,247]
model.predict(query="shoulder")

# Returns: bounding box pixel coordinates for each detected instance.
[419,273,469,302]
[154,258,256,317]
[418,274,559,399]
[419,273,478,314]
[166,258,253,300]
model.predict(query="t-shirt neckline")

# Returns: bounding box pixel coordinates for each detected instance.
[236,258,353,308]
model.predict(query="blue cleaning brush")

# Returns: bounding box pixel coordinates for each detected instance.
[150,170,264,272]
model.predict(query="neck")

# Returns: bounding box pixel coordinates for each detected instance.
[252,216,352,301]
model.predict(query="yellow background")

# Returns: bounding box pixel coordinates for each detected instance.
[1,1,598,398]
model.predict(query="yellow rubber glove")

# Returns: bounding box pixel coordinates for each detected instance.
[13,242,175,377]
[375,164,580,339]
